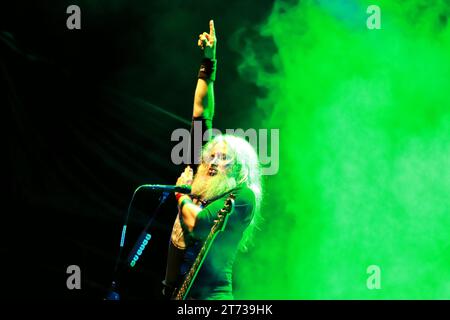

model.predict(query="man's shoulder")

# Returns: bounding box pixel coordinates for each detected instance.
[233,186,255,205]
[215,186,255,209]
[205,185,255,209]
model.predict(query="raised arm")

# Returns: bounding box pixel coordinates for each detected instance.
[176,20,218,232]
[193,19,217,123]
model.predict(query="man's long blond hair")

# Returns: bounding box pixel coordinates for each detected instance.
[199,134,262,251]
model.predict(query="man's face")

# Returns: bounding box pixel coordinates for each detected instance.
[204,142,233,176]
[192,141,238,200]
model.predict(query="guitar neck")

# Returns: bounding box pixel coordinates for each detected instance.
[173,228,219,300]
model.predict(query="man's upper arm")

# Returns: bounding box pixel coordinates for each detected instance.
[190,116,213,166]
[191,189,256,240]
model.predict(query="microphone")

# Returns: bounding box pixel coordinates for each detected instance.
[140,184,192,194]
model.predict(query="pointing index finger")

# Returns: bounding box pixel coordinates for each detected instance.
[209,19,215,37]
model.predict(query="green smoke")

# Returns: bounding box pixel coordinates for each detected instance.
[234,0,450,299]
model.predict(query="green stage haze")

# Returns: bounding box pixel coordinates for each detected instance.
[234,0,450,299]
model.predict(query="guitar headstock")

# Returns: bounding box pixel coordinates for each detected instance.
[220,194,235,214]
[214,193,235,233]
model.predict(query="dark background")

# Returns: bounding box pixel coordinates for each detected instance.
[2,0,275,300]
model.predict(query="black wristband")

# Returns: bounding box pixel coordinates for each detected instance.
[198,58,217,82]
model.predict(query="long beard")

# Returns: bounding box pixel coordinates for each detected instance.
[191,164,237,201]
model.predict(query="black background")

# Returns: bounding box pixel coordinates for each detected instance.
[2,0,276,300]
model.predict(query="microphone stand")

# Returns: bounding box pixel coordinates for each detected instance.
[105,186,171,300]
